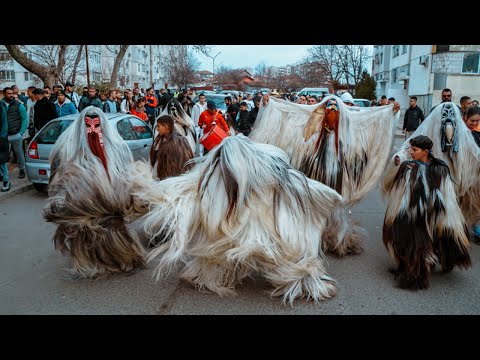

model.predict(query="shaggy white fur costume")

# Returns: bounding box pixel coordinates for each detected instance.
[250,95,400,255]
[385,102,480,227]
[158,99,196,153]
[44,106,146,278]
[132,135,343,305]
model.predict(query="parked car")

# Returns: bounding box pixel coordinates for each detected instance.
[297,87,331,98]
[25,113,154,192]
[353,98,371,107]
[193,93,229,114]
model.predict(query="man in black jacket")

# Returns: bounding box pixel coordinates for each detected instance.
[33,88,57,131]
[403,96,425,138]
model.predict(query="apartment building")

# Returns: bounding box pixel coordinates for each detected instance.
[372,45,480,115]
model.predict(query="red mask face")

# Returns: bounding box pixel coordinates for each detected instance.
[85,115,104,149]
[84,114,109,177]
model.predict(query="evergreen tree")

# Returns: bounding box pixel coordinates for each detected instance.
[355,70,376,100]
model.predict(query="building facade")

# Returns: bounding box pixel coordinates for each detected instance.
[372,45,480,115]
[0,45,187,93]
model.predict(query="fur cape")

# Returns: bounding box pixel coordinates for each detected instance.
[385,102,480,227]
[44,106,146,278]
[132,135,343,306]
[158,99,196,153]
[150,128,194,180]
[383,159,471,290]
[250,95,400,255]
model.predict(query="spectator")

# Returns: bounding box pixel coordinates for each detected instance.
[78,86,103,111]
[403,96,425,138]
[33,88,57,131]
[64,82,80,109]
[430,88,461,113]
[0,101,10,191]
[103,90,118,113]
[11,85,27,104]
[460,96,473,118]
[144,87,158,127]
[130,97,149,122]
[377,95,388,106]
[0,87,28,179]
[388,97,396,104]
[235,101,253,136]
[472,100,479,107]
[54,90,77,117]
[120,90,135,114]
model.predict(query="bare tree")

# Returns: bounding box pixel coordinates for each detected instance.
[189,45,212,57]
[254,61,267,77]
[304,45,344,86]
[71,45,84,85]
[169,48,201,88]
[4,45,72,87]
[109,45,129,89]
[335,45,371,95]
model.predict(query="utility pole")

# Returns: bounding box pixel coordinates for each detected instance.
[85,45,90,86]
[212,51,221,76]
[149,45,153,88]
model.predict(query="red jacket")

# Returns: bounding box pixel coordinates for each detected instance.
[131,107,148,121]
[198,109,229,133]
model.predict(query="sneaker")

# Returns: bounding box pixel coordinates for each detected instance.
[18,169,26,179]
[1,181,10,192]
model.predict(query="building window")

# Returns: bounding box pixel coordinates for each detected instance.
[392,45,400,57]
[24,72,33,81]
[26,53,34,60]
[138,63,142,72]
[391,68,397,84]
[0,51,11,61]
[462,52,480,74]
[380,53,383,64]
[402,45,407,54]
[436,45,449,52]
[0,70,15,80]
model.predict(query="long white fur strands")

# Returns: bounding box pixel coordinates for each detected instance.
[158,99,196,153]
[50,106,134,187]
[251,95,400,206]
[383,102,480,225]
[250,95,399,255]
[132,135,343,306]
[45,106,146,278]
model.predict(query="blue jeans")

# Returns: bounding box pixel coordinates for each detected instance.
[0,162,9,182]
[8,133,25,171]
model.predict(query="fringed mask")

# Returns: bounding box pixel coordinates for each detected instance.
[85,114,104,149]
[324,99,339,132]
[440,104,458,152]
[84,113,109,176]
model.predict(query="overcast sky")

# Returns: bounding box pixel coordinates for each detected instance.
[198,45,312,72]
[197,45,374,72]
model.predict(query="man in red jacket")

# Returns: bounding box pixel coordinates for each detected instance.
[198,101,230,154]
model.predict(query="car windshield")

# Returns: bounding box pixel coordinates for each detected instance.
[354,100,370,107]
[36,120,73,144]
[194,95,227,111]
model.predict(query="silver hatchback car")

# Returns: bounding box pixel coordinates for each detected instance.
[26,113,154,192]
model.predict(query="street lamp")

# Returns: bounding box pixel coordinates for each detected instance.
[208,51,221,77]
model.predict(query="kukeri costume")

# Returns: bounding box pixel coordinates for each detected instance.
[250,95,400,255]
[132,135,343,305]
[44,106,145,278]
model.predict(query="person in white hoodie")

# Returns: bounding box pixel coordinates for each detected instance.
[190,93,208,156]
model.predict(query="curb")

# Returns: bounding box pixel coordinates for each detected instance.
[0,183,34,202]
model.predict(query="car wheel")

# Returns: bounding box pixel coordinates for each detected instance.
[33,183,47,192]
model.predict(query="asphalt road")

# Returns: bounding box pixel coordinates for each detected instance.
[1,139,480,314]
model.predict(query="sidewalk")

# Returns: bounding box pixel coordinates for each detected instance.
[0,163,33,202]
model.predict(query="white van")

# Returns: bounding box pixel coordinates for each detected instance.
[297,87,331,98]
